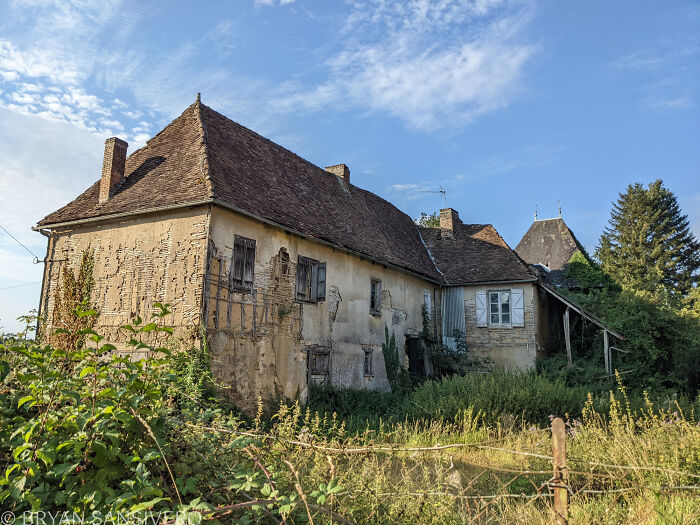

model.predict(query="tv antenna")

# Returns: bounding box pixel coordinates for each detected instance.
[419,186,447,208]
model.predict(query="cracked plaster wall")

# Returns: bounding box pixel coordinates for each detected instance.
[40,207,209,350]
[206,207,432,412]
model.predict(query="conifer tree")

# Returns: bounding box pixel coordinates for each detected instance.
[596,180,700,300]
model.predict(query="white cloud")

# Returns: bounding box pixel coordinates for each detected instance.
[255,0,295,6]
[476,144,565,177]
[0,107,103,249]
[611,43,699,112]
[273,0,536,131]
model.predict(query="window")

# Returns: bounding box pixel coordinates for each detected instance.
[370,279,382,316]
[296,256,326,302]
[231,235,256,291]
[308,346,330,385]
[476,289,524,328]
[489,291,511,325]
[363,348,374,376]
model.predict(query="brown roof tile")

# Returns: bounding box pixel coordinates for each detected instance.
[419,223,534,285]
[514,218,581,272]
[38,101,441,280]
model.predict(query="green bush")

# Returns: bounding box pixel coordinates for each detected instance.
[0,306,321,521]
[406,371,588,425]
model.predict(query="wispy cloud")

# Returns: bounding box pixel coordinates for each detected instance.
[0,0,153,142]
[610,42,700,112]
[476,143,565,177]
[255,0,296,6]
[273,0,537,131]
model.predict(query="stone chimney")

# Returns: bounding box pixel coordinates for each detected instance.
[99,137,128,204]
[325,163,350,186]
[439,208,460,239]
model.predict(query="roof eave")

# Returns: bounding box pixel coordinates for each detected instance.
[210,199,442,285]
[34,198,442,285]
[451,278,538,286]
[33,199,214,231]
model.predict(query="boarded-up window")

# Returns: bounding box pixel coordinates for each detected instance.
[296,256,326,303]
[232,235,255,291]
[308,346,330,385]
[370,279,382,316]
[363,347,374,376]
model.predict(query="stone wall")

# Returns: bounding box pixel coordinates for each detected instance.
[463,283,539,370]
[39,207,210,346]
[206,206,434,412]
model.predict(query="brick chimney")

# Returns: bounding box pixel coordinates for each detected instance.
[440,208,460,239]
[325,163,350,186]
[99,137,128,204]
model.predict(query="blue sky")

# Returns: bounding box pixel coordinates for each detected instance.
[0,0,698,332]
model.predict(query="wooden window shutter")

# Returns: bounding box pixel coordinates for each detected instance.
[310,262,319,301]
[243,238,255,288]
[316,262,326,301]
[296,257,308,300]
[511,288,524,327]
[475,291,487,327]
[232,239,244,285]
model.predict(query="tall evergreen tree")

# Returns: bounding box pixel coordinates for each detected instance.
[596,180,700,299]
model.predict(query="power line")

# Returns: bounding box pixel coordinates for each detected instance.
[0,223,41,260]
[0,281,41,291]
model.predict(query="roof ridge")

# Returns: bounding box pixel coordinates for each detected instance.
[193,98,216,200]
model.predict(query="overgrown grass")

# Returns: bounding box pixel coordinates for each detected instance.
[308,370,700,433]
[3,310,698,523]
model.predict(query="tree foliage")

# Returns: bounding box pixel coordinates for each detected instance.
[596,180,700,301]
[416,212,440,228]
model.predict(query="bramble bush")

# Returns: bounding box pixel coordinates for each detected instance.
[0,305,339,522]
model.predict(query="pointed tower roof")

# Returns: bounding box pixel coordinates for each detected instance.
[514,217,586,272]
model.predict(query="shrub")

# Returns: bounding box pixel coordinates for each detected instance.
[406,371,588,425]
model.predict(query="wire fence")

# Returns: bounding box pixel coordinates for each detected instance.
[171,418,700,525]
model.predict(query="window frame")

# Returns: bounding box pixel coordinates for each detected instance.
[370,279,382,316]
[488,289,512,327]
[308,346,331,385]
[296,255,326,303]
[363,347,374,377]
[231,235,256,292]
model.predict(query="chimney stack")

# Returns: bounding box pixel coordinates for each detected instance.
[99,137,128,204]
[325,163,350,186]
[439,208,460,239]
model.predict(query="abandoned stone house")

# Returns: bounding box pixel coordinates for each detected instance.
[34,97,620,410]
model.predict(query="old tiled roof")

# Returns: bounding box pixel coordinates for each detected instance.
[419,223,534,285]
[37,100,441,280]
[514,218,590,287]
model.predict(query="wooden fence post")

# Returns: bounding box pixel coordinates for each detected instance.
[563,307,572,366]
[603,330,610,376]
[552,417,568,525]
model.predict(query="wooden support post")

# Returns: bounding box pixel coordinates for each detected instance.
[603,330,610,376]
[552,417,568,525]
[563,307,572,366]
